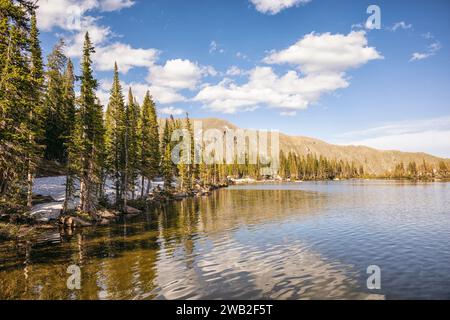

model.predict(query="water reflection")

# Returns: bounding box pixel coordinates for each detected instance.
[1,181,449,299]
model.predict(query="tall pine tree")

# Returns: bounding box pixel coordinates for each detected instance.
[43,39,67,162]
[62,59,76,213]
[69,32,104,216]
[105,62,126,209]
[139,91,160,198]
[0,1,37,205]
[126,88,140,200]
[26,10,44,207]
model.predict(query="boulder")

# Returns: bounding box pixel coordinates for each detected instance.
[124,206,142,215]
[63,216,92,228]
[98,209,117,220]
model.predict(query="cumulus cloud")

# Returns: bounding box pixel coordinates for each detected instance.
[159,107,185,116]
[194,67,349,114]
[226,66,245,76]
[63,27,158,73]
[37,0,154,74]
[250,0,311,15]
[147,59,216,90]
[97,79,186,107]
[147,59,204,90]
[95,43,159,73]
[196,31,381,114]
[263,31,383,74]
[99,0,135,12]
[36,0,135,31]
[36,0,96,31]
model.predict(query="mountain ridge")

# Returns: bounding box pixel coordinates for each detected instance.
[194,118,449,175]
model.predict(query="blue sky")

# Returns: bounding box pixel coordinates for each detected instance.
[36,0,450,157]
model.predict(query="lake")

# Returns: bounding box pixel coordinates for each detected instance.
[1,180,449,300]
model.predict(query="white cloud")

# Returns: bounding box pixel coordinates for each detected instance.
[250,0,311,15]
[98,79,186,107]
[99,0,135,12]
[147,86,187,105]
[194,67,348,114]
[209,40,224,54]
[281,111,297,116]
[335,116,450,158]
[410,52,431,61]
[38,0,152,74]
[351,23,363,30]
[98,79,180,106]
[36,0,97,31]
[95,43,159,73]
[36,0,135,31]
[226,66,245,76]
[263,31,383,74]
[65,21,112,56]
[390,21,412,31]
[195,31,381,114]
[410,41,441,62]
[147,59,208,90]
[64,26,159,73]
[159,107,185,116]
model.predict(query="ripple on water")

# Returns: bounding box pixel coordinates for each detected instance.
[1,181,449,299]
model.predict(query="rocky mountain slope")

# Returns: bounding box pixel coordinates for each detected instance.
[196,118,449,175]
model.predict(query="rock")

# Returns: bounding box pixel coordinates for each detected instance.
[124,206,142,215]
[30,202,63,222]
[63,216,92,228]
[99,219,112,226]
[98,209,117,220]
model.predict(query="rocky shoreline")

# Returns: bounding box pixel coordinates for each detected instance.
[0,183,229,241]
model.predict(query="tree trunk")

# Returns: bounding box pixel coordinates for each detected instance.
[26,168,33,208]
[146,178,152,197]
[140,175,145,199]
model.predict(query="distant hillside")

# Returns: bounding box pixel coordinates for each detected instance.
[192,118,449,176]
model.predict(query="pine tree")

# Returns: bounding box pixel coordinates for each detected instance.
[25,10,44,207]
[185,113,195,190]
[126,88,140,200]
[62,59,76,213]
[139,91,160,198]
[43,39,67,162]
[0,1,36,205]
[70,32,105,216]
[105,62,126,209]
[162,141,173,191]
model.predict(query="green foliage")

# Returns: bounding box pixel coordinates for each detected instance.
[139,91,160,196]
[125,88,140,199]
[0,0,41,205]
[105,63,127,208]
[68,32,105,215]
[43,39,68,162]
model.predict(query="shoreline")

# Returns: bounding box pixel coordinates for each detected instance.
[0,182,229,241]
[1,177,449,242]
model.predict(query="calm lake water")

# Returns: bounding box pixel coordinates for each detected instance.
[1,180,450,300]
